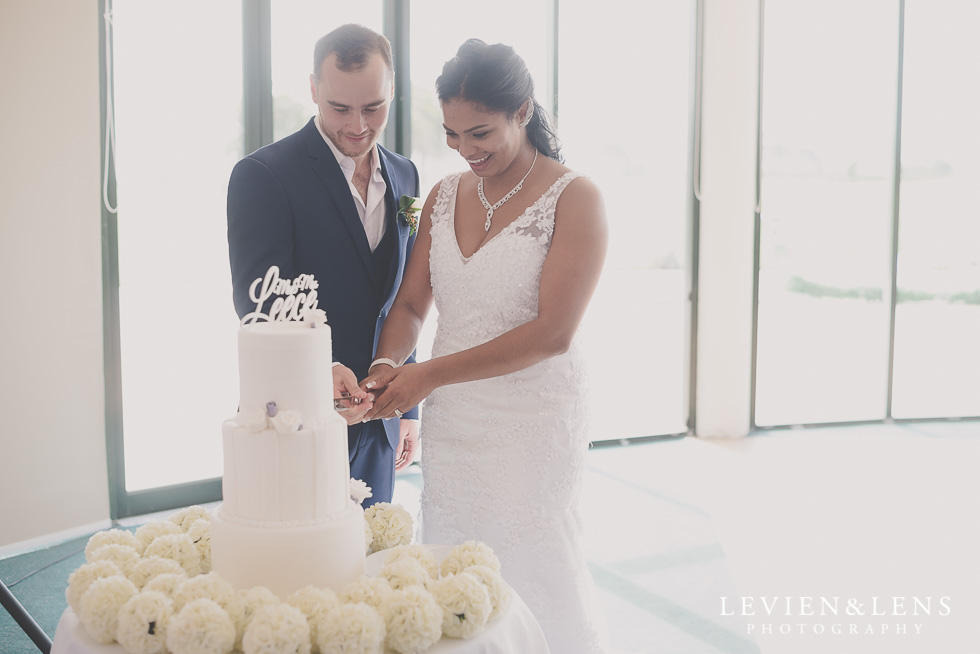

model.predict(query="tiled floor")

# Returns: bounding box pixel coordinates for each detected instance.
[3,420,976,653]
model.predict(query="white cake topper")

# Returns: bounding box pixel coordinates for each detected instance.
[241,265,324,325]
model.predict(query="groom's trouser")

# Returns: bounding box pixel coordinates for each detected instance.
[348,419,395,507]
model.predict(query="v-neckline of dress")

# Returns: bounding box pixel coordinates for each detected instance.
[450,172,571,263]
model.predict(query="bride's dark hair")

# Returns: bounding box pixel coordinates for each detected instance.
[436,39,563,163]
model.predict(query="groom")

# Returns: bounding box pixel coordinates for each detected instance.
[227,24,419,506]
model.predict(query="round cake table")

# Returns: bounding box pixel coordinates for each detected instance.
[51,547,552,654]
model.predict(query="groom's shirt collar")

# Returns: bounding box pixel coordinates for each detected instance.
[314,114,388,251]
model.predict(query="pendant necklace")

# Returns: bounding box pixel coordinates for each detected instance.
[477,149,538,232]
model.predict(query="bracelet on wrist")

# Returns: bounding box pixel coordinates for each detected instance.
[370,357,398,370]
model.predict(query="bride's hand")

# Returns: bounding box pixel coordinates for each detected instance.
[360,362,435,420]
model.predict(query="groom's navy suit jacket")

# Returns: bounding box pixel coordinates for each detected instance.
[227,118,419,490]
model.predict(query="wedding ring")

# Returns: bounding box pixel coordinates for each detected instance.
[394,409,403,417]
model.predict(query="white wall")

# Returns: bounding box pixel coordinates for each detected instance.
[0,1,110,549]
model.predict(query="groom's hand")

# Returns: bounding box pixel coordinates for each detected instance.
[332,363,374,425]
[395,419,419,471]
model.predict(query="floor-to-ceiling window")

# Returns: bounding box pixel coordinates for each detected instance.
[892,0,980,419]
[755,0,900,427]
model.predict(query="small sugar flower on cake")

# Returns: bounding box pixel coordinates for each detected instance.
[350,478,373,506]
[301,307,327,327]
[364,502,413,552]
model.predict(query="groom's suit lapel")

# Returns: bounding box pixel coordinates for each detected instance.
[303,120,374,277]
[377,147,410,305]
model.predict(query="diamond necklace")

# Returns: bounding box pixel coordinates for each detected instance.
[476,149,538,232]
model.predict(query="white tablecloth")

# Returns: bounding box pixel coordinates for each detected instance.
[52,546,551,654]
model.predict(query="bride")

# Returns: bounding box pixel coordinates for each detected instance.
[362,39,610,653]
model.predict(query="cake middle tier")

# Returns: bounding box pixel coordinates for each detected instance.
[221,420,351,523]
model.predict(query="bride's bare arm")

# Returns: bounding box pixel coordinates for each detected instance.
[363,176,607,419]
[367,182,439,370]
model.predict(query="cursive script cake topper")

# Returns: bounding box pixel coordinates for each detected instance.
[241,265,322,325]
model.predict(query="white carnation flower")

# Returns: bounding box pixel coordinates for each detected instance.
[77,575,138,644]
[143,573,188,600]
[166,598,236,654]
[240,586,282,644]
[286,586,338,653]
[186,519,212,574]
[143,533,202,577]
[88,543,142,577]
[134,520,183,551]
[364,503,413,552]
[66,560,122,613]
[270,409,304,435]
[242,603,311,654]
[314,602,385,654]
[428,572,492,639]
[339,576,392,610]
[168,506,211,532]
[172,572,245,631]
[440,541,501,576]
[85,528,143,559]
[116,590,173,654]
[383,545,439,580]
[364,520,374,553]
[381,558,429,590]
[380,586,443,654]
[462,565,512,620]
[350,478,373,506]
[128,556,186,589]
[236,409,270,433]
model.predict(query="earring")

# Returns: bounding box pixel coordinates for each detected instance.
[519,102,534,128]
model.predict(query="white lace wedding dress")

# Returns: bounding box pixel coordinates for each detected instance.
[420,170,610,653]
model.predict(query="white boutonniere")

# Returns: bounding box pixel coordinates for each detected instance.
[397,195,421,236]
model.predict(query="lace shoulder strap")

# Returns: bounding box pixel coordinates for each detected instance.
[429,172,464,228]
[512,171,586,241]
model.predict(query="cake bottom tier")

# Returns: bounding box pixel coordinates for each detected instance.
[210,503,366,597]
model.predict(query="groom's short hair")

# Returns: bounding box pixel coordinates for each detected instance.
[314,24,393,77]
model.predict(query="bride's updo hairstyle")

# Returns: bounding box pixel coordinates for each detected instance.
[437,39,563,163]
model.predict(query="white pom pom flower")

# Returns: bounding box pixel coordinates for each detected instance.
[286,586,338,653]
[364,503,413,552]
[383,545,439,580]
[115,590,173,654]
[186,519,212,574]
[172,572,245,630]
[85,528,143,559]
[166,598,236,654]
[66,560,122,613]
[314,602,385,654]
[128,556,186,589]
[428,572,492,639]
[381,558,429,591]
[134,521,183,552]
[440,541,501,576]
[242,603,311,654]
[88,544,142,577]
[380,586,443,654]
[77,575,139,645]
[168,506,211,532]
[143,533,202,577]
[143,573,188,600]
[462,565,512,620]
[339,576,393,610]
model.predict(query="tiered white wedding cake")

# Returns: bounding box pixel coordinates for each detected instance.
[209,267,366,597]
